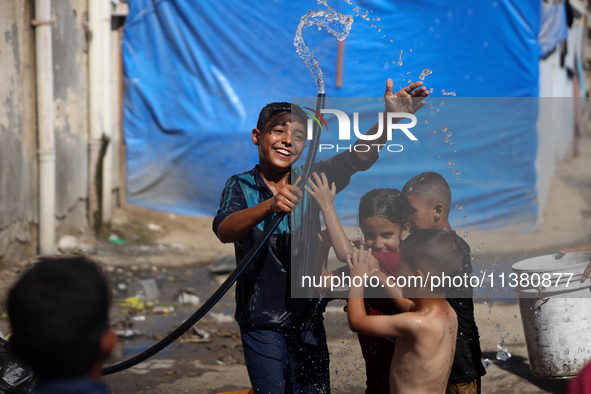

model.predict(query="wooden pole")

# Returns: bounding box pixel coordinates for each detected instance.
[336,40,344,88]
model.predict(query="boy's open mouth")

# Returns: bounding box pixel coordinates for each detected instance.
[274,148,291,157]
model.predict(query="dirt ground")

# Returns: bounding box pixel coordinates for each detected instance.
[0,135,589,393]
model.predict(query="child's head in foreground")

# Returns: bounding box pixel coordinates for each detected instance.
[358,188,412,252]
[253,102,308,170]
[399,229,463,296]
[401,172,451,230]
[7,255,115,381]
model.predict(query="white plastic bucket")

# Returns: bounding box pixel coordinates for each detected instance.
[512,252,591,378]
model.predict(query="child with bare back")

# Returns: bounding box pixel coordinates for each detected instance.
[305,172,413,393]
[347,230,463,394]
[402,172,485,392]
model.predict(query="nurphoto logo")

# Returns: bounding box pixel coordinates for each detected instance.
[304,108,417,153]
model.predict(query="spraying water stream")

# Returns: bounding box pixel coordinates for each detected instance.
[294,0,353,94]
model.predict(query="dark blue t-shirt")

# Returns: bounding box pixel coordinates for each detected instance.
[34,379,110,394]
[446,233,486,383]
[212,150,375,330]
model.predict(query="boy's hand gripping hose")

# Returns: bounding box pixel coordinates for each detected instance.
[103,94,325,375]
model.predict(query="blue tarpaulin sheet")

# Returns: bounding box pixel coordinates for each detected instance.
[123,0,541,230]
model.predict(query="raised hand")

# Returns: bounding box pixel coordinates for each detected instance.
[304,172,336,212]
[384,78,429,115]
[347,245,376,280]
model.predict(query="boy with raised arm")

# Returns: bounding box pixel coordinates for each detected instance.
[213,80,428,392]
[347,230,463,394]
[402,172,486,393]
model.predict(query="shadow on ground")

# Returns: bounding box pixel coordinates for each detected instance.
[482,352,569,394]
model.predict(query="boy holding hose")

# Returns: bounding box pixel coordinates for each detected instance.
[213,80,428,392]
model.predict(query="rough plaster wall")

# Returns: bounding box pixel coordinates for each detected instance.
[0,0,90,267]
[0,0,38,266]
[52,0,90,237]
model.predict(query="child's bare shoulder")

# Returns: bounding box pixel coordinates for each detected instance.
[409,304,456,335]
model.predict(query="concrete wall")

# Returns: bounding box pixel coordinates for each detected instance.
[52,0,90,237]
[52,0,89,239]
[0,1,40,266]
[0,0,101,267]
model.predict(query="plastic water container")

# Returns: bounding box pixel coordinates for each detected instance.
[512,252,591,378]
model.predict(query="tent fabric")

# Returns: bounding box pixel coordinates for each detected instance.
[123,0,541,230]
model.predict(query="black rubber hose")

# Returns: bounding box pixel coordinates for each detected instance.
[103,94,325,375]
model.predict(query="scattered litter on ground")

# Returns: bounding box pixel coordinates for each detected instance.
[152,306,175,314]
[177,289,201,305]
[210,312,233,324]
[108,234,126,245]
[115,329,145,338]
[181,327,212,344]
[128,279,160,302]
[121,296,145,313]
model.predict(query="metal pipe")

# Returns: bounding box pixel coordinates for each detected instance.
[89,0,111,230]
[102,1,114,224]
[34,0,56,255]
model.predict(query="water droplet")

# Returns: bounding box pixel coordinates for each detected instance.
[464,232,468,238]
[442,89,456,96]
[514,315,518,319]
[448,161,455,165]
[496,346,511,361]
[463,216,467,219]
[452,170,460,175]
[483,359,491,369]
[377,28,381,32]
[441,126,448,132]
[398,50,403,66]
[419,68,432,81]
[389,39,394,43]
[455,204,463,210]
[455,177,461,181]
[376,17,381,21]
[361,11,370,21]
[424,119,428,124]
[432,129,437,134]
